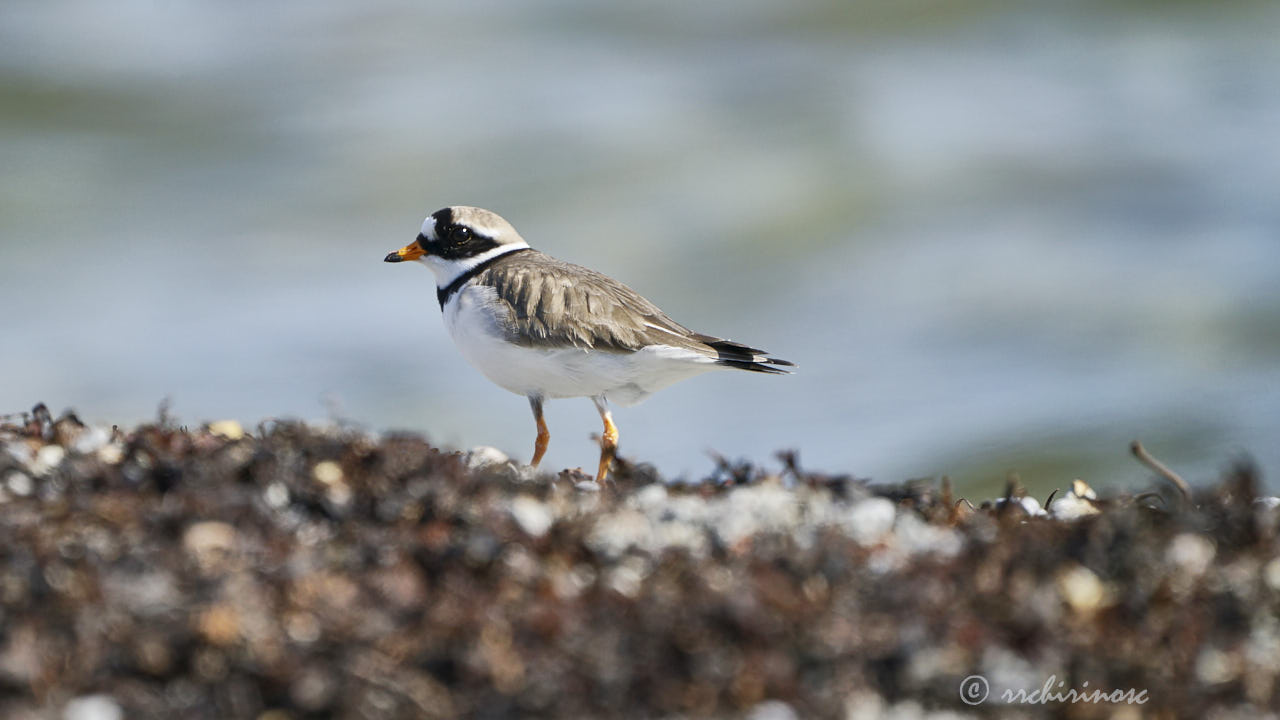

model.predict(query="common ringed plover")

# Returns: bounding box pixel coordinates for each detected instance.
[385,206,793,482]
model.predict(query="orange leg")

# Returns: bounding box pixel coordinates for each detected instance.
[592,395,618,483]
[528,396,550,468]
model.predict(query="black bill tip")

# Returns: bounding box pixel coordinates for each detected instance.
[384,252,403,263]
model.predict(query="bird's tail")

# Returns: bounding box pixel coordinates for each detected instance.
[698,337,795,375]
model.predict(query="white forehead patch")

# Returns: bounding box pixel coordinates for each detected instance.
[419,216,438,239]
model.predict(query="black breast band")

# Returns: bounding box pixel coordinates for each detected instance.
[437,248,531,310]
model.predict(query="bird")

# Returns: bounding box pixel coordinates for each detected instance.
[385,206,793,483]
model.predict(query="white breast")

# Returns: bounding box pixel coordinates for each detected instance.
[443,282,717,406]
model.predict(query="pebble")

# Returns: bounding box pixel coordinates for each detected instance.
[846,497,897,546]
[4,440,33,464]
[715,483,798,546]
[1057,564,1108,614]
[994,495,1046,517]
[207,420,245,440]
[96,443,125,465]
[1072,479,1098,500]
[312,461,351,506]
[587,509,652,559]
[290,666,337,711]
[183,521,237,571]
[1195,647,1239,685]
[31,444,65,476]
[286,612,323,644]
[1264,558,1280,592]
[63,695,123,720]
[312,460,344,486]
[633,483,668,509]
[1049,495,1099,520]
[6,470,33,497]
[1018,496,1045,516]
[606,557,648,598]
[70,426,111,454]
[510,495,554,538]
[197,604,242,646]
[465,445,510,471]
[892,512,962,558]
[1049,481,1101,520]
[1167,533,1216,577]
[264,481,290,508]
[746,700,799,720]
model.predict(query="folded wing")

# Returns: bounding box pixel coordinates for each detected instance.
[479,251,794,373]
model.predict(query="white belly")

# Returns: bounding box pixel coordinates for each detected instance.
[443,283,716,406]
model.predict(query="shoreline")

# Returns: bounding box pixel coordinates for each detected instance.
[2,406,1277,718]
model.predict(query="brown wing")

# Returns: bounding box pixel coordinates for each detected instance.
[477,250,795,373]
[478,250,705,354]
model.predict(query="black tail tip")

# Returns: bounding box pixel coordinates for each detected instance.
[717,358,795,374]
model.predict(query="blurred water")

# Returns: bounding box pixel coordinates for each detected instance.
[3,0,1278,495]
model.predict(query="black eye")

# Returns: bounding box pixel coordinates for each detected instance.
[448,225,471,244]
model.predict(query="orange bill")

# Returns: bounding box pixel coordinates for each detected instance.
[384,238,426,263]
